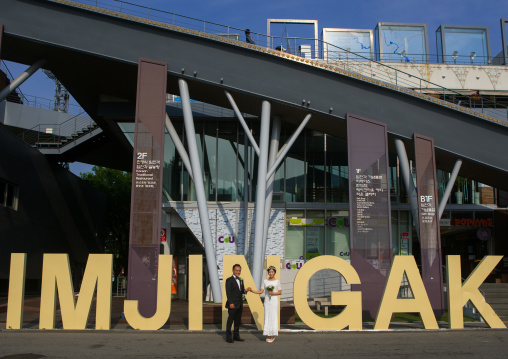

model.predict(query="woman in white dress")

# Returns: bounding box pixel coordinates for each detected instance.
[249,266,282,342]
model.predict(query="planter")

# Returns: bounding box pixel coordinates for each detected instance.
[474,191,480,205]
[455,191,463,204]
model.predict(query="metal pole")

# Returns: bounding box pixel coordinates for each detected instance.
[394,138,420,237]
[439,159,462,219]
[243,132,249,257]
[224,91,260,156]
[164,113,194,180]
[266,114,311,180]
[262,116,281,260]
[252,101,271,288]
[0,59,46,102]
[178,79,222,303]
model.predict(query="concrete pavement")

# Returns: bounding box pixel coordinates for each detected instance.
[1,329,508,358]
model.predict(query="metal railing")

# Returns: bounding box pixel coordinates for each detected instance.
[18,111,98,149]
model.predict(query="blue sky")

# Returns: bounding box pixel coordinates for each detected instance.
[3,0,507,175]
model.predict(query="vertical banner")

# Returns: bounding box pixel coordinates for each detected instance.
[347,114,392,319]
[414,134,444,316]
[127,58,167,317]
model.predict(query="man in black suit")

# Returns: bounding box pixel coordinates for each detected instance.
[225,264,251,343]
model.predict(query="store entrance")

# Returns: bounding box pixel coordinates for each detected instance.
[170,228,206,301]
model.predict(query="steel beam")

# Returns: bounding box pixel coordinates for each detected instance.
[0,59,46,102]
[252,101,271,288]
[439,159,463,218]
[179,78,222,303]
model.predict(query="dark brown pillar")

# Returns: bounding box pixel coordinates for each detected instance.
[127,58,167,317]
[347,113,392,320]
[414,134,444,317]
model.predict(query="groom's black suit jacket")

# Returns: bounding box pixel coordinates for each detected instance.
[225,275,245,309]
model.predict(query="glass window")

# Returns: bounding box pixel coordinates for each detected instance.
[326,135,348,203]
[203,121,217,201]
[163,122,183,201]
[326,210,350,259]
[286,210,305,260]
[305,211,325,260]
[217,122,237,201]
[0,181,5,205]
[0,179,17,210]
[306,131,325,203]
[285,131,305,202]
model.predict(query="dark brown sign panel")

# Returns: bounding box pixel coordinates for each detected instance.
[414,134,444,316]
[127,59,167,317]
[347,114,392,319]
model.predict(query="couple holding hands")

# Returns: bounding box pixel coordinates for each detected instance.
[225,264,282,343]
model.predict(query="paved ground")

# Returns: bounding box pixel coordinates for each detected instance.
[1,329,508,358]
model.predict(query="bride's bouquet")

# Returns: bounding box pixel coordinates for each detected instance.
[266,285,274,298]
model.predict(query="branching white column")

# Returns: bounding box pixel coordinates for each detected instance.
[439,159,463,219]
[262,116,281,259]
[178,79,221,302]
[252,101,271,288]
[395,138,420,236]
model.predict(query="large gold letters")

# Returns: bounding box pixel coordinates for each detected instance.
[447,255,506,329]
[293,255,362,330]
[6,253,26,329]
[6,253,506,331]
[375,256,438,330]
[123,254,172,330]
[39,253,113,330]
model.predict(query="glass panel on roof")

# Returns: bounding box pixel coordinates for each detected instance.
[443,27,489,65]
[378,24,427,63]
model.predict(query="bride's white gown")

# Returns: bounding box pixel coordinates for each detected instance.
[261,279,281,336]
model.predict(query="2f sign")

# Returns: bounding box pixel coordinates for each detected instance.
[137,152,148,159]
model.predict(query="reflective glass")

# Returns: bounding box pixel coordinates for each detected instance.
[326,135,348,203]
[217,122,237,201]
[162,121,183,201]
[324,30,372,60]
[204,121,217,201]
[286,210,305,260]
[379,25,427,63]
[325,210,350,259]
[443,28,489,65]
[285,131,305,202]
[306,131,325,203]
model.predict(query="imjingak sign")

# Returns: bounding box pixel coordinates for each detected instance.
[5,253,506,331]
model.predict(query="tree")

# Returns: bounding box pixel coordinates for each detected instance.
[81,166,131,277]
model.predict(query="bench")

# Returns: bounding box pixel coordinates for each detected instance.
[313,297,331,316]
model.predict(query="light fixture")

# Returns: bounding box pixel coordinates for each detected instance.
[452,51,458,64]
[470,52,476,64]
[400,50,407,62]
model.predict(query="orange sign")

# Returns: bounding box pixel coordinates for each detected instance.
[171,257,177,294]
